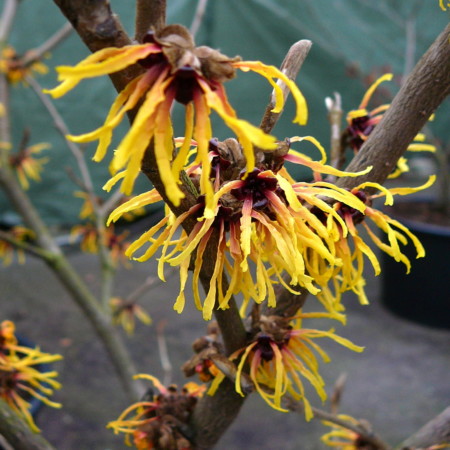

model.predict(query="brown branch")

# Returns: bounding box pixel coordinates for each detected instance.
[0,398,56,450]
[262,280,309,318]
[135,0,166,42]
[259,39,312,134]
[52,0,141,92]
[337,22,450,191]
[397,406,450,450]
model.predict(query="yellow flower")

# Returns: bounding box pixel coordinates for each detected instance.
[0,226,35,266]
[110,297,152,336]
[73,191,100,220]
[107,137,371,320]
[0,46,48,85]
[313,176,435,311]
[211,314,363,421]
[9,143,50,190]
[439,0,449,11]
[108,374,205,449]
[70,223,130,267]
[0,320,17,349]
[45,24,307,211]
[321,414,365,449]
[344,74,435,178]
[0,321,62,432]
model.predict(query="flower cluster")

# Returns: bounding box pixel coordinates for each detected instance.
[0,226,35,266]
[312,175,435,313]
[0,320,62,432]
[321,414,370,449]
[108,136,376,319]
[110,297,152,336]
[9,142,50,190]
[47,22,434,430]
[108,374,205,449]
[45,24,307,212]
[209,313,363,420]
[344,73,435,179]
[0,46,48,85]
[70,223,130,267]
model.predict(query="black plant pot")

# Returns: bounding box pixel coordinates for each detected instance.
[381,210,450,329]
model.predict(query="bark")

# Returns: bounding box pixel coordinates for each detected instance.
[135,0,166,41]
[398,406,450,449]
[0,399,56,450]
[53,0,141,92]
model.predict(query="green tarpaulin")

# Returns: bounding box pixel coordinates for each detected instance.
[2,0,448,225]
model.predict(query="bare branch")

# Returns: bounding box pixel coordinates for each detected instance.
[135,0,166,42]
[156,320,172,386]
[0,398,56,450]
[26,76,95,195]
[287,398,390,450]
[398,406,450,450]
[52,0,140,92]
[259,39,312,134]
[0,229,52,260]
[330,372,348,415]
[0,0,19,43]
[22,22,73,67]
[190,0,208,39]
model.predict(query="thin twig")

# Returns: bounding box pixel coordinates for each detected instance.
[259,39,312,134]
[190,0,209,39]
[403,16,416,81]
[0,76,11,167]
[310,407,390,450]
[287,398,390,450]
[27,75,117,308]
[0,74,139,399]
[0,229,53,260]
[397,406,450,450]
[0,0,19,43]
[325,92,344,178]
[99,189,125,218]
[22,22,73,67]
[156,320,172,386]
[26,76,95,195]
[330,372,347,415]
[127,276,159,303]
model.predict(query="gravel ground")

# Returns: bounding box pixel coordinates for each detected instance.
[1,238,449,449]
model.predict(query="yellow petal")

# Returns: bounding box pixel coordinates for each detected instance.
[359,73,393,109]
[233,60,308,125]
